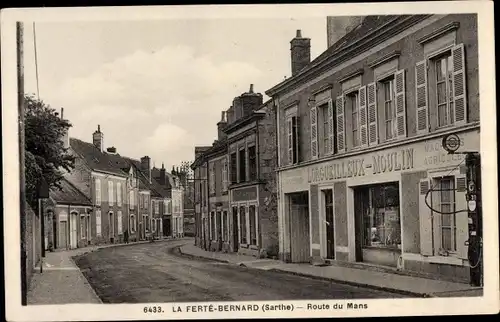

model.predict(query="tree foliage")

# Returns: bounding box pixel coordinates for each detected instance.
[24,94,75,207]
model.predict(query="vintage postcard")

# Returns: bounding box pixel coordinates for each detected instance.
[2,2,499,321]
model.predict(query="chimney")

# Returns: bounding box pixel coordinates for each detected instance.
[92,124,104,152]
[160,162,166,185]
[140,156,151,183]
[240,84,264,117]
[217,111,227,140]
[106,146,117,154]
[290,29,311,76]
[60,108,70,149]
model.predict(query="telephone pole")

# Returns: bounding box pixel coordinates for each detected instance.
[17,21,27,306]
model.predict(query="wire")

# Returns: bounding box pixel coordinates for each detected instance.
[33,22,40,100]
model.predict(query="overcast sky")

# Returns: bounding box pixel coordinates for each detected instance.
[23,17,327,170]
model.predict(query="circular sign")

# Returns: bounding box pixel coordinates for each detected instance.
[468,181,476,192]
[468,200,477,212]
[442,134,461,153]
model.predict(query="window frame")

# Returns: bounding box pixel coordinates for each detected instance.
[238,147,247,183]
[432,52,455,128]
[347,91,361,148]
[432,176,458,254]
[248,145,257,181]
[95,179,101,206]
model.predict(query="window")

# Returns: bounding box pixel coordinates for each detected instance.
[163,200,167,213]
[435,53,454,127]
[287,116,299,164]
[130,214,136,233]
[145,215,150,231]
[108,181,114,206]
[322,105,329,155]
[230,153,237,184]
[383,79,397,140]
[348,92,360,148]
[357,183,401,249]
[239,149,246,182]
[117,211,123,235]
[117,182,122,206]
[249,205,257,246]
[129,190,135,208]
[155,200,160,214]
[436,177,456,252]
[222,157,228,192]
[80,214,87,239]
[95,179,101,205]
[209,163,216,194]
[109,212,115,236]
[152,218,156,232]
[239,206,247,244]
[145,195,149,209]
[248,146,257,181]
[96,210,102,236]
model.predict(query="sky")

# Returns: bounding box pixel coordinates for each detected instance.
[23,17,327,170]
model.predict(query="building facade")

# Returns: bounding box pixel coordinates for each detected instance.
[192,85,279,258]
[266,14,479,282]
[193,146,211,247]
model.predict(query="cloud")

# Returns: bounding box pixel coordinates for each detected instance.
[48,44,265,169]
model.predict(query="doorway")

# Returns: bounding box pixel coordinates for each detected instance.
[59,220,68,249]
[109,212,115,243]
[323,189,335,260]
[289,192,310,263]
[163,216,171,236]
[70,212,78,249]
[232,207,239,252]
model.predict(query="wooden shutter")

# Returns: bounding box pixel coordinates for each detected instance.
[367,82,378,145]
[310,106,318,159]
[327,99,334,154]
[419,178,433,256]
[394,69,407,138]
[335,95,345,153]
[415,60,429,134]
[117,211,122,234]
[358,86,368,147]
[287,117,293,164]
[455,174,468,259]
[293,116,300,163]
[452,43,467,125]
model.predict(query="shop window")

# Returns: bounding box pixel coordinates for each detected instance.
[249,205,257,246]
[239,206,247,244]
[359,183,401,249]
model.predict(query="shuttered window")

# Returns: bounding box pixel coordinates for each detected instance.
[394,69,407,138]
[310,106,318,159]
[108,181,114,206]
[95,179,101,206]
[335,95,345,153]
[287,115,299,164]
[116,182,122,207]
[96,210,102,236]
[367,82,378,145]
[358,86,368,147]
[117,210,123,235]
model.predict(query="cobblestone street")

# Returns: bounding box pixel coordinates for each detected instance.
[73,240,408,303]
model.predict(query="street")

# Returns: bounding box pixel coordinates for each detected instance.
[73,240,409,303]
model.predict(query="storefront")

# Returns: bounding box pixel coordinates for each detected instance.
[278,126,479,280]
[230,184,260,256]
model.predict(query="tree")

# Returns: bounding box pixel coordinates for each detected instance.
[24,94,74,207]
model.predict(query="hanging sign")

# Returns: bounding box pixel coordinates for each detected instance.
[468,200,477,212]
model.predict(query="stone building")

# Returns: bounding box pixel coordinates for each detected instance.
[266,14,479,282]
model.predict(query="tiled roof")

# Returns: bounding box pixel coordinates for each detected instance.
[70,138,128,176]
[50,178,92,206]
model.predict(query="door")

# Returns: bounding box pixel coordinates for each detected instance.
[53,217,58,249]
[59,221,67,249]
[109,213,115,242]
[290,203,310,263]
[232,207,239,252]
[70,213,78,249]
[325,190,335,259]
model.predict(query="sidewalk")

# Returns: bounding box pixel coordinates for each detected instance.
[27,238,177,305]
[179,242,483,298]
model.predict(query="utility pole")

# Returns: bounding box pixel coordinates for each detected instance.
[17,21,27,306]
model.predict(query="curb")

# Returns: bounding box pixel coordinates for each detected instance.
[68,255,104,304]
[266,268,428,298]
[177,247,231,264]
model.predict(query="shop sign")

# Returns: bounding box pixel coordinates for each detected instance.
[307,148,414,183]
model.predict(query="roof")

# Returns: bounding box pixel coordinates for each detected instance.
[266,15,421,96]
[50,177,92,206]
[70,138,128,176]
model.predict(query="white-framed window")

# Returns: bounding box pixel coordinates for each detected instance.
[155,200,160,214]
[382,78,397,140]
[129,190,135,207]
[419,173,468,259]
[80,214,87,239]
[130,214,136,233]
[349,91,360,148]
[117,210,123,235]
[117,182,122,207]
[95,179,101,206]
[108,181,114,206]
[96,210,102,236]
[434,53,455,127]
